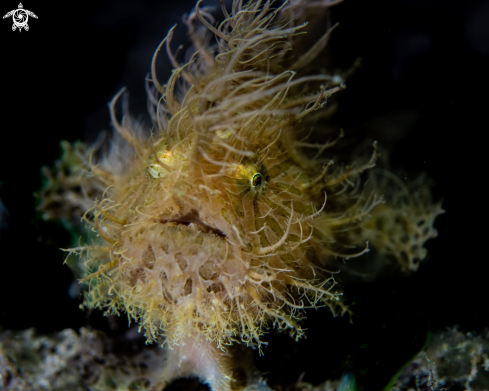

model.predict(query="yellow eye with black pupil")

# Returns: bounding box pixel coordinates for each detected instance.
[251,173,262,187]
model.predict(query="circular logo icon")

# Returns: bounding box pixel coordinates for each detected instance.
[13,9,27,28]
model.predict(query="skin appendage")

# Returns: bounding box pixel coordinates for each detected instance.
[39,0,444,389]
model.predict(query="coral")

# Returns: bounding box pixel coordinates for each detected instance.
[0,326,324,391]
[37,140,105,234]
[39,0,443,389]
[0,327,164,391]
[3,327,487,391]
[393,328,489,391]
[349,173,444,273]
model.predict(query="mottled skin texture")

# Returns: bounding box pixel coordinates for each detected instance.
[41,0,443,389]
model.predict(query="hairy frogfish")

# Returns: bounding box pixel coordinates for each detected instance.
[39,0,444,389]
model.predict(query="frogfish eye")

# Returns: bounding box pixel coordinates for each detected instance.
[251,173,262,188]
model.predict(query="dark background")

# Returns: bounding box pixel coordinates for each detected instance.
[1,0,488,389]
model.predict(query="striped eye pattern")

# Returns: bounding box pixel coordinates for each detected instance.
[251,173,262,188]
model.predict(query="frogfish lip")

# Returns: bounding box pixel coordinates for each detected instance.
[161,213,227,239]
